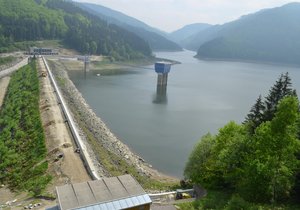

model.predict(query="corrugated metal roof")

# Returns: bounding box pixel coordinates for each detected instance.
[75,195,152,210]
[45,205,60,210]
[56,174,152,210]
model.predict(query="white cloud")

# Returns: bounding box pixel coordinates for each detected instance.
[74,0,300,32]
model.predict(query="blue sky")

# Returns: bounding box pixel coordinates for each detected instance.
[74,0,300,32]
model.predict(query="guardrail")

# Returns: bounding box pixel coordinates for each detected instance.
[41,56,100,180]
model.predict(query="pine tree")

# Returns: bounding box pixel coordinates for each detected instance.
[244,95,265,133]
[245,72,297,133]
[264,72,295,121]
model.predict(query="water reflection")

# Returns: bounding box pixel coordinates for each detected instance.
[152,85,168,104]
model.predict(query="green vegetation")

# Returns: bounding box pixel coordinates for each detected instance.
[0,61,51,196]
[0,56,15,66]
[0,0,67,52]
[194,3,300,65]
[0,0,152,60]
[178,191,300,209]
[1,40,63,53]
[184,73,300,208]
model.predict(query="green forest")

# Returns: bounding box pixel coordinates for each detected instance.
[184,73,300,209]
[0,0,152,60]
[0,61,51,195]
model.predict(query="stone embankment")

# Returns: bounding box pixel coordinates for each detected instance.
[48,60,173,181]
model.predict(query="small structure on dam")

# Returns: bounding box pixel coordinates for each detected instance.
[153,62,172,104]
[28,47,59,56]
[46,174,152,210]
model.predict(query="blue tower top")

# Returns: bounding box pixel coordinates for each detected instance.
[155,62,171,74]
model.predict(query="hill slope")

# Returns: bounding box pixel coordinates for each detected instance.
[74,2,182,51]
[181,25,222,51]
[195,3,300,65]
[0,0,152,60]
[169,23,212,46]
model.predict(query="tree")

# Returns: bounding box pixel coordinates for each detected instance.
[264,72,296,121]
[239,96,300,202]
[84,42,90,54]
[184,133,215,189]
[90,41,97,54]
[244,72,297,133]
[244,95,265,133]
[185,122,248,190]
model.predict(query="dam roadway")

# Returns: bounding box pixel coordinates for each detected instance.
[41,56,101,180]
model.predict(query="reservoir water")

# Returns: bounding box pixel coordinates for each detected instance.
[68,50,300,178]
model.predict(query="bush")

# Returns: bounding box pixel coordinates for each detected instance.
[225,195,251,210]
[200,191,231,209]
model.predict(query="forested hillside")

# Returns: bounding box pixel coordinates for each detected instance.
[0,0,67,50]
[74,2,182,51]
[0,0,152,60]
[195,3,300,65]
[71,1,165,36]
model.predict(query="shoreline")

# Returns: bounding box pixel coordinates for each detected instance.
[195,55,300,68]
[50,55,181,72]
[47,59,179,189]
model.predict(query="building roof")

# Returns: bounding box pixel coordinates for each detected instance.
[56,174,152,210]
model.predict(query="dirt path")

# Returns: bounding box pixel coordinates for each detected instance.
[0,57,28,78]
[0,76,10,108]
[38,58,90,188]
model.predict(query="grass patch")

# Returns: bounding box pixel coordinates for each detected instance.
[91,56,156,70]
[0,56,16,66]
[177,190,300,210]
[56,77,66,87]
[0,60,51,196]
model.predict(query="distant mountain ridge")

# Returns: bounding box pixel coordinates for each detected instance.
[169,23,212,46]
[187,2,300,65]
[74,2,182,51]
[73,3,150,31]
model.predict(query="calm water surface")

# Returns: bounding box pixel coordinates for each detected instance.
[68,51,300,178]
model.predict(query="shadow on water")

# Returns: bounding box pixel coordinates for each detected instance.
[152,85,168,104]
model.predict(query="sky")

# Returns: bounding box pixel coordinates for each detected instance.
[74,0,300,32]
